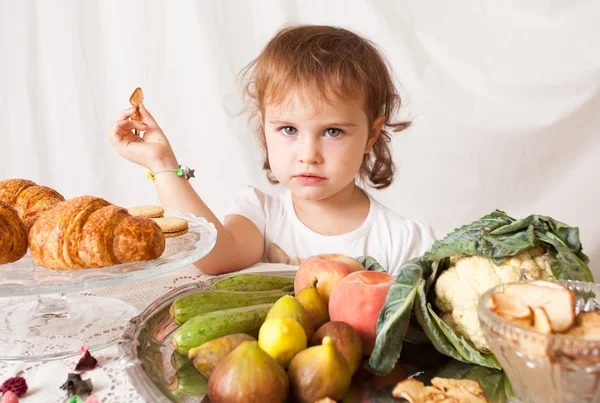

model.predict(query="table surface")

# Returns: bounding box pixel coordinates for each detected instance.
[0,263,236,402]
[0,263,320,402]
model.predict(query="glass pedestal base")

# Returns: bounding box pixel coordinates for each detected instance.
[0,295,137,361]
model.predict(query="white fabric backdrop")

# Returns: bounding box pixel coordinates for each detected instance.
[1,0,599,277]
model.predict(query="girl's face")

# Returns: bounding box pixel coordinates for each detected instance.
[262,88,383,202]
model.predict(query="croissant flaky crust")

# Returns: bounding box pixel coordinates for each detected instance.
[0,201,28,264]
[0,179,65,232]
[29,196,166,270]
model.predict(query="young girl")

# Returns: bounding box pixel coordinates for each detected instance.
[109,24,436,276]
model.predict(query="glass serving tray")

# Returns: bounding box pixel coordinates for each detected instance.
[119,271,512,403]
[0,210,217,297]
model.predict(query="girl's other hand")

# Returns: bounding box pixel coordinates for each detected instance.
[109,104,178,171]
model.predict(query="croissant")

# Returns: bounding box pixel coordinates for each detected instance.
[29,196,166,270]
[0,179,65,232]
[0,201,28,264]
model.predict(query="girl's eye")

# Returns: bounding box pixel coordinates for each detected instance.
[279,126,297,136]
[325,128,343,138]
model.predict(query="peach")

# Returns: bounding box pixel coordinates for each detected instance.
[328,270,394,355]
[294,254,365,304]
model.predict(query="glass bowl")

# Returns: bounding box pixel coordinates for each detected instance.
[478,280,600,403]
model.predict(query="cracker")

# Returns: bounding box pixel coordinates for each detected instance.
[151,217,189,234]
[127,205,164,218]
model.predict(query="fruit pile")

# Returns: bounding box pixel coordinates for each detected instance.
[168,254,396,402]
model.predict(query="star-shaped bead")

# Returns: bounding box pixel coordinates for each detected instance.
[186,168,195,180]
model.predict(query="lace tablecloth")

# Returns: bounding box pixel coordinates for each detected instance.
[0,263,296,402]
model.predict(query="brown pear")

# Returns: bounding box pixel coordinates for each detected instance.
[296,277,330,330]
[188,333,255,378]
[208,341,289,403]
[288,336,352,403]
[311,321,363,375]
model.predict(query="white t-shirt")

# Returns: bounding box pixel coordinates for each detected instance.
[225,187,436,276]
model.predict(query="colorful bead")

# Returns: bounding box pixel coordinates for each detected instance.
[146,165,195,181]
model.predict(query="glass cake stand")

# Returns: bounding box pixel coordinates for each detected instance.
[0,210,217,362]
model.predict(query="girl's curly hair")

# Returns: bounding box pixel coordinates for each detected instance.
[240,24,411,189]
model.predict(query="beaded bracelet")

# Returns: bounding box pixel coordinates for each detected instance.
[146,165,195,182]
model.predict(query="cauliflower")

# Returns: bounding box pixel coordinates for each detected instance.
[368,210,592,375]
[434,247,554,351]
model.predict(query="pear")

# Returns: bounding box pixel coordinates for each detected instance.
[296,277,330,330]
[259,317,307,368]
[288,336,352,403]
[311,321,363,375]
[266,295,314,339]
[208,340,289,403]
[188,333,255,378]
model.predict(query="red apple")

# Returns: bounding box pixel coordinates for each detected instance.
[328,270,394,355]
[294,254,365,304]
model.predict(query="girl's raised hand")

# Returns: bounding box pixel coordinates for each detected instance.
[109,104,178,171]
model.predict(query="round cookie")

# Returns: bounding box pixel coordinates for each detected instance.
[164,228,189,238]
[127,205,164,218]
[151,217,189,238]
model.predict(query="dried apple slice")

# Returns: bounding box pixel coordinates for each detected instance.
[431,377,488,403]
[532,307,552,334]
[548,312,600,367]
[509,314,534,329]
[503,283,576,333]
[529,280,566,289]
[129,87,144,110]
[392,378,489,403]
[129,87,144,135]
[563,312,600,341]
[391,379,446,402]
[490,291,532,320]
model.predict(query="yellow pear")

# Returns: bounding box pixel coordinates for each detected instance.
[266,295,314,339]
[258,317,307,368]
[296,277,330,330]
